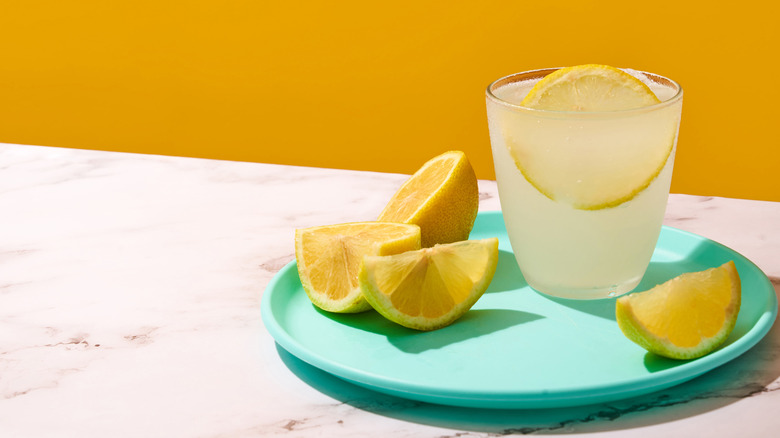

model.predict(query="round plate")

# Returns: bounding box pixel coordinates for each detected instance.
[261,211,777,409]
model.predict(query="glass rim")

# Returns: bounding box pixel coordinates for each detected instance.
[486,67,683,116]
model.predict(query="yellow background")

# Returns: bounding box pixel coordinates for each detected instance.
[1,1,778,202]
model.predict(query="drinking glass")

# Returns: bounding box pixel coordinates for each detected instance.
[485,68,683,299]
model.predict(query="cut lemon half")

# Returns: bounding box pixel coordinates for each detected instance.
[504,64,678,210]
[359,238,499,331]
[377,150,479,247]
[616,261,741,360]
[295,222,421,313]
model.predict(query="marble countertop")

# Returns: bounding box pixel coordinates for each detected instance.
[1,143,778,437]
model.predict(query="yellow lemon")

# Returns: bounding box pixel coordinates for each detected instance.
[616,261,741,360]
[378,150,479,247]
[295,222,421,313]
[359,238,499,331]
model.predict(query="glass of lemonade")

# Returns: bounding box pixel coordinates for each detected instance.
[485,67,683,299]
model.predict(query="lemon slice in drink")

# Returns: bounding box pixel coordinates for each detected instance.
[295,222,421,313]
[359,238,499,331]
[521,64,660,111]
[616,261,741,360]
[378,150,479,247]
[506,64,675,210]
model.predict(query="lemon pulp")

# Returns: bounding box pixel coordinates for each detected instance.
[616,261,741,360]
[359,238,499,330]
[295,222,421,313]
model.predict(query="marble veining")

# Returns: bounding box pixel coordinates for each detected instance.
[0,143,778,437]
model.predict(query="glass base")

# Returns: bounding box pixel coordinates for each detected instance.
[526,276,642,300]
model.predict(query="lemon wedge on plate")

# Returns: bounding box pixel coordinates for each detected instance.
[295,222,421,313]
[359,238,499,331]
[616,261,741,359]
[378,150,479,247]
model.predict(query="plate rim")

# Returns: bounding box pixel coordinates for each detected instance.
[261,211,777,408]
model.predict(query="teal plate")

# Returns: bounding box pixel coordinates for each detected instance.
[261,211,777,409]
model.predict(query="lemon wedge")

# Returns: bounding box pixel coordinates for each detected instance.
[359,238,499,330]
[616,261,741,359]
[295,222,421,313]
[378,150,479,247]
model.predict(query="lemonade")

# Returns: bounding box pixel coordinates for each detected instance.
[486,67,683,299]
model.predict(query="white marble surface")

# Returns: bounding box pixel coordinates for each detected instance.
[1,143,778,437]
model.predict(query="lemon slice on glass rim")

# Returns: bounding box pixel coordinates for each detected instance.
[521,64,660,111]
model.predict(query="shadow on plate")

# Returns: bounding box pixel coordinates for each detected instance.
[486,250,527,293]
[642,352,690,373]
[318,306,544,354]
[276,314,780,434]
[386,309,544,354]
[537,258,694,322]
[541,295,618,321]
[537,245,735,322]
